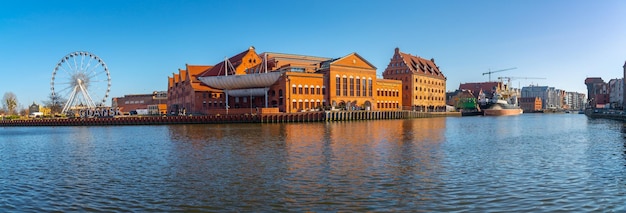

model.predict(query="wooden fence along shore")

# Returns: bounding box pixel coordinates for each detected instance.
[0,111,460,127]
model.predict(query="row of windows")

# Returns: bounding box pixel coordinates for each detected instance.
[416,87,444,93]
[377,102,399,109]
[385,76,444,87]
[417,78,444,86]
[377,90,399,97]
[335,76,373,97]
[124,100,145,104]
[201,101,225,108]
[292,85,325,95]
[292,100,325,110]
[415,96,445,101]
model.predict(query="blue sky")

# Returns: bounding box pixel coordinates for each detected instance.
[1,0,625,107]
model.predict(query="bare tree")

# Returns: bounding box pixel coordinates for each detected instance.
[43,93,65,114]
[2,92,18,115]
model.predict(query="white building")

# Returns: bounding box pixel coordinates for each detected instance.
[610,78,624,109]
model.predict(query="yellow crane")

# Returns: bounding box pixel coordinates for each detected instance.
[482,67,517,81]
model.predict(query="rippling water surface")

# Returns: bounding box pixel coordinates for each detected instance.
[1,114,625,211]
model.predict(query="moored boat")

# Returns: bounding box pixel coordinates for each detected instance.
[483,100,523,116]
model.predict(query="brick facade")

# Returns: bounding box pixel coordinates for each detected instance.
[383,48,447,111]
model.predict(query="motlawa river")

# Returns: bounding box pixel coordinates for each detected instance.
[1,113,625,212]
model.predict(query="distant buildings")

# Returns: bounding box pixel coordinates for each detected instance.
[112,91,167,115]
[608,78,623,109]
[449,79,585,112]
[585,77,610,108]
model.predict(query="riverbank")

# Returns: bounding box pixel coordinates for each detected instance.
[0,110,460,127]
[584,109,626,121]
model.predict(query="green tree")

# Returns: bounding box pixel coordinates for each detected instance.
[2,92,18,115]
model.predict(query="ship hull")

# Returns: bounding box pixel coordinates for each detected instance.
[483,108,523,116]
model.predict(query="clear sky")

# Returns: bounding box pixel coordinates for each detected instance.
[1,0,625,108]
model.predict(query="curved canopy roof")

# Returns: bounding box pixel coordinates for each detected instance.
[198,72,281,90]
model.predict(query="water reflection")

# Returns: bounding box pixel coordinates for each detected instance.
[4,115,626,211]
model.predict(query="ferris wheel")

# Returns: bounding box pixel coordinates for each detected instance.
[51,51,111,114]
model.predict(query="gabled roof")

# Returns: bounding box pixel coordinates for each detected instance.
[179,70,188,82]
[396,48,445,79]
[459,82,501,98]
[173,73,180,83]
[584,77,604,84]
[186,64,212,77]
[200,47,258,77]
[330,52,377,70]
[185,64,219,92]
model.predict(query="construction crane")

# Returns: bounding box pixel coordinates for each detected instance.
[482,67,517,82]
[497,76,546,89]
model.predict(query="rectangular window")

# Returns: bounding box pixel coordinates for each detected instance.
[356,79,361,96]
[293,86,297,94]
[349,78,354,96]
[322,87,326,95]
[317,87,321,95]
[299,87,303,94]
[368,79,373,96]
[362,79,367,96]
[336,77,341,96]
[343,77,348,96]
[305,87,309,95]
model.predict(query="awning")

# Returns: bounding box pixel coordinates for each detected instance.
[198,72,282,90]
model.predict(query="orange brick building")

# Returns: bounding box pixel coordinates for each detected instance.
[519,97,542,112]
[112,91,167,115]
[167,64,225,115]
[382,48,447,111]
[169,46,404,115]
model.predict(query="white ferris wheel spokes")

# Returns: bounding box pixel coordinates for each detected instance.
[51,51,111,114]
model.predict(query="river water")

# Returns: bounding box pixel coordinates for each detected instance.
[1,113,625,212]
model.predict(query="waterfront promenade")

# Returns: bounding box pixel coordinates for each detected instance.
[0,110,460,127]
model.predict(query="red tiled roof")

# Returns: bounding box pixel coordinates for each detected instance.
[397,49,445,79]
[185,64,219,92]
[179,70,188,81]
[246,60,277,74]
[584,77,604,84]
[200,47,257,77]
[173,73,180,83]
[459,82,500,98]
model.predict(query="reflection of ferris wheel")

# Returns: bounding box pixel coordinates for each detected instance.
[51,51,111,114]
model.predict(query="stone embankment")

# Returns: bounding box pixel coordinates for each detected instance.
[0,111,460,127]
[584,109,626,121]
